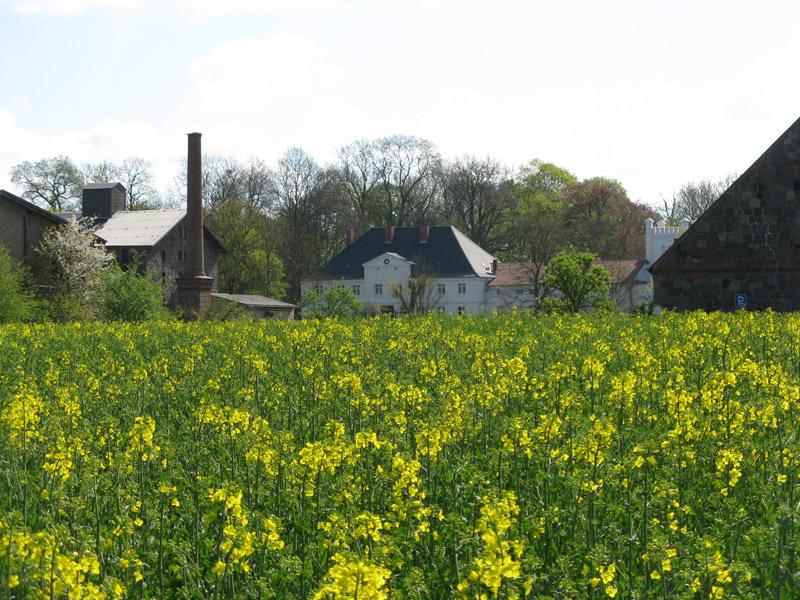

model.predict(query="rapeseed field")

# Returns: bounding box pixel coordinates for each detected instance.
[1,311,798,598]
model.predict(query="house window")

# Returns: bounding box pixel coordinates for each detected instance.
[177,248,185,262]
[437,283,446,295]
[352,284,361,295]
[161,249,166,262]
[458,282,467,294]
[375,283,383,295]
[457,306,467,315]
[313,284,323,293]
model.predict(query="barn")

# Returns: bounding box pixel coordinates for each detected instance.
[651,117,800,311]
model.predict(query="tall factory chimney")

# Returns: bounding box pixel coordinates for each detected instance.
[176,132,214,316]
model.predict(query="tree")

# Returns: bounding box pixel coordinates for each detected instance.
[659,174,738,223]
[36,217,112,319]
[442,155,513,249]
[389,273,441,315]
[300,284,362,318]
[97,262,170,322]
[206,199,287,299]
[271,148,346,301]
[336,139,382,232]
[540,249,614,313]
[500,160,576,299]
[373,135,442,225]
[0,246,44,323]
[515,159,577,199]
[170,155,273,210]
[11,156,84,211]
[562,178,656,259]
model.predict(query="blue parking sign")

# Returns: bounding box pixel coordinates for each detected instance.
[735,293,747,309]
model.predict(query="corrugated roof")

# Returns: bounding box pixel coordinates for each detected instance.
[211,293,297,308]
[307,226,495,280]
[94,209,185,247]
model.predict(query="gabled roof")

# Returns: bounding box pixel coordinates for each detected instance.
[650,115,800,277]
[363,252,413,265]
[211,293,296,309]
[596,259,648,284]
[307,226,495,280]
[95,209,186,247]
[93,209,223,249]
[490,259,647,287]
[488,262,536,287]
[0,189,67,225]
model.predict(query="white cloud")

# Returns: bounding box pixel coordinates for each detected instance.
[2,0,143,14]
[0,108,182,200]
[174,0,347,21]
[2,0,348,16]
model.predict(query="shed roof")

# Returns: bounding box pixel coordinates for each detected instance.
[211,293,296,309]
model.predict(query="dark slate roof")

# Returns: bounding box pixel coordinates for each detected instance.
[0,189,67,225]
[84,182,125,190]
[308,226,495,280]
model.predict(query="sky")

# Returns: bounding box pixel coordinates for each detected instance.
[1,0,800,208]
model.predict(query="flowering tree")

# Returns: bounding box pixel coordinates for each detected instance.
[36,217,112,316]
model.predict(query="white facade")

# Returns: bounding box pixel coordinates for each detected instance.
[301,220,689,316]
[302,251,492,315]
[644,218,688,268]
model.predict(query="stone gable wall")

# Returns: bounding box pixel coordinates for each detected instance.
[653,118,800,311]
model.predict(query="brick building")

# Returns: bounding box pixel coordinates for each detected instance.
[651,117,800,311]
[0,189,67,280]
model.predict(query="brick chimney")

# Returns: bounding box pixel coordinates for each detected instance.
[492,259,499,273]
[346,227,355,245]
[419,224,430,243]
[384,225,395,244]
[176,132,214,316]
[82,183,126,223]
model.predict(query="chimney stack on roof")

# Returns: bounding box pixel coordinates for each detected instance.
[384,225,395,244]
[346,227,355,246]
[419,224,430,243]
[492,259,499,273]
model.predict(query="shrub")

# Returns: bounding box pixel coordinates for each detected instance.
[97,264,171,322]
[300,284,362,319]
[196,299,254,322]
[540,249,615,312]
[0,246,45,323]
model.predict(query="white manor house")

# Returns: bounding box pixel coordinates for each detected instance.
[301,222,687,315]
